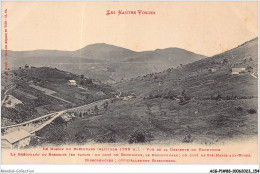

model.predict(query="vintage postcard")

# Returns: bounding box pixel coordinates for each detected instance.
[1,1,258,166]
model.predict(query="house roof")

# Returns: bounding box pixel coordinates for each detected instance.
[1,129,31,144]
[232,68,245,72]
[69,80,76,83]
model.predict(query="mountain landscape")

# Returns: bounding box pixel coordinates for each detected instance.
[1,67,116,127]
[1,37,258,147]
[104,37,258,144]
[1,44,205,83]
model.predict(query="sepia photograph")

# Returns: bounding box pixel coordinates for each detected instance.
[0,1,258,169]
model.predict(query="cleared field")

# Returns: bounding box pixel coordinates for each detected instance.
[29,84,57,95]
[13,89,38,100]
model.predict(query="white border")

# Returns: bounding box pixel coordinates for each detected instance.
[0,0,259,173]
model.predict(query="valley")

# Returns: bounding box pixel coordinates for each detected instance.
[1,38,258,147]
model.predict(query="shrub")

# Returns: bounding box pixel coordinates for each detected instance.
[165,90,177,100]
[7,100,11,105]
[103,101,108,110]
[79,112,83,118]
[25,64,29,69]
[247,109,257,114]
[53,117,66,125]
[44,126,66,144]
[80,81,85,85]
[226,95,237,100]
[236,106,243,111]
[215,94,222,100]
[128,130,154,144]
[147,94,153,99]
[95,134,116,143]
[74,131,90,144]
[182,134,193,143]
[179,98,189,105]
[211,94,222,100]
[94,105,99,113]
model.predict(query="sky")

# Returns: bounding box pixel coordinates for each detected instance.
[1,1,258,57]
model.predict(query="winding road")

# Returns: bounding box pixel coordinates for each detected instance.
[1,98,112,130]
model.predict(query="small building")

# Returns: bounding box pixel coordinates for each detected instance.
[122,96,134,101]
[123,97,129,101]
[1,129,31,149]
[208,68,217,73]
[68,80,77,86]
[232,68,246,75]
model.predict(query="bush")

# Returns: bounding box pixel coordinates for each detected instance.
[211,94,222,100]
[53,117,66,125]
[95,134,116,143]
[94,105,99,113]
[236,106,243,111]
[7,100,11,105]
[165,90,177,100]
[128,130,154,144]
[226,95,237,100]
[247,109,257,114]
[79,112,83,118]
[44,126,66,144]
[75,131,90,144]
[182,134,193,143]
[179,98,189,105]
[215,94,222,100]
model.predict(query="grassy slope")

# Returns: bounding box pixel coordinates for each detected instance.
[35,38,258,145]
[69,38,258,144]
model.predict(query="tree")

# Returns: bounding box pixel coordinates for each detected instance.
[246,66,253,72]
[79,112,83,118]
[25,64,29,69]
[128,130,154,144]
[222,59,228,64]
[86,78,93,84]
[103,101,109,110]
[53,117,66,125]
[182,89,186,96]
[80,74,84,78]
[94,105,99,113]
[45,126,66,144]
[215,94,222,101]
[80,81,85,85]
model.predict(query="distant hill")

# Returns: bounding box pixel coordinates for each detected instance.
[74,43,138,61]
[125,47,205,65]
[116,37,258,97]
[2,44,206,83]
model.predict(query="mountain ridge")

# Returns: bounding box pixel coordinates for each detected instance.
[1,43,207,83]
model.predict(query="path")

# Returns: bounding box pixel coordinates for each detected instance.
[250,72,257,79]
[1,98,112,129]
[1,85,15,106]
[29,111,65,133]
